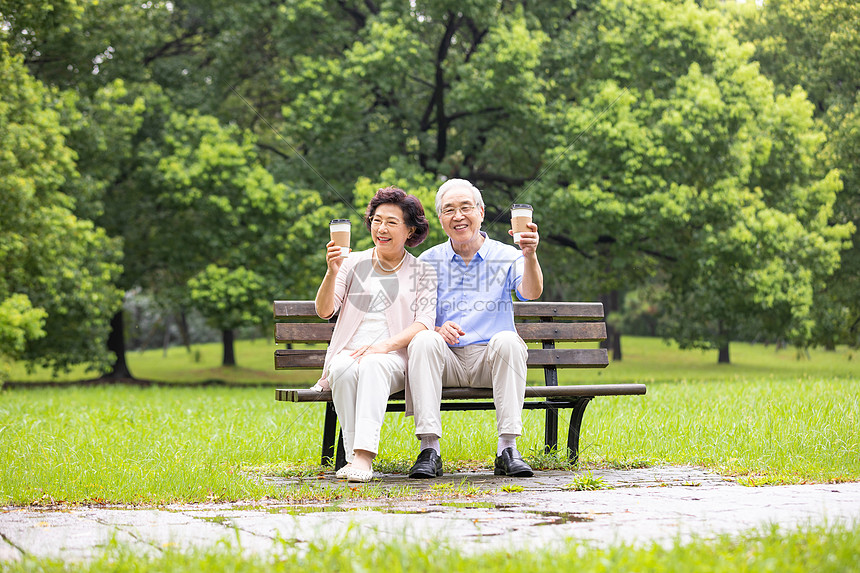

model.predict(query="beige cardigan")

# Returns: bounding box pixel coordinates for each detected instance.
[315,248,437,413]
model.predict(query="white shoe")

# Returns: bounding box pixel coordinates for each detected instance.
[344,467,374,483]
[335,464,352,479]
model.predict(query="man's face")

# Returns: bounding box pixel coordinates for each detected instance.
[438,187,484,244]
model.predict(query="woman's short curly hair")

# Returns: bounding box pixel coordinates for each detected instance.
[364,186,430,247]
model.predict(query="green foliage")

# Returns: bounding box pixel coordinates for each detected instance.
[61,79,146,221]
[732,0,860,113]
[188,265,270,331]
[531,0,851,352]
[0,294,47,379]
[0,46,123,375]
[118,106,328,324]
[3,0,858,371]
[731,0,860,347]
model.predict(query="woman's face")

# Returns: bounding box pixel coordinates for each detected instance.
[370,203,414,253]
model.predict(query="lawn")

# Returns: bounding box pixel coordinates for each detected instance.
[1,336,857,506]
[3,524,859,573]
[5,334,858,386]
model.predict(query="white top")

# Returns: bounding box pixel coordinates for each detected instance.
[344,272,394,350]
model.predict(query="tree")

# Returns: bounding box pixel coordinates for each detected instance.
[198,0,848,362]
[4,1,331,374]
[0,46,124,377]
[527,0,851,362]
[119,109,328,366]
[731,0,860,347]
[188,265,270,366]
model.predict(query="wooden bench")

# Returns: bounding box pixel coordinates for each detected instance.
[274,300,646,469]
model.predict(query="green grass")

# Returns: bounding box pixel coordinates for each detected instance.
[564,471,611,491]
[1,378,857,506]
[5,335,858,386]
[584,377,860,483]
[0,336,858,506]
[3,337,295,385]
[547,336,859,385]
[2,524,859,572]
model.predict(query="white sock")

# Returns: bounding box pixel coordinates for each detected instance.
[497,434,517,456]
[419,434,440,455]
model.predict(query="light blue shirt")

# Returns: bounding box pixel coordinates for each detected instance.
[419,232,527,347]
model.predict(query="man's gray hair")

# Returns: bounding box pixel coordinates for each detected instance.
[435,179,485,214]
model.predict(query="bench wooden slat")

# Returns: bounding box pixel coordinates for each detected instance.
[526,348,608,367]
[275,323,336,343]
[275,348,609,370]
[276,383,646,402]
[274,300,318,318]
[274,322,607,344]
[274,300,605,321]
[275,349,326,369]
[515,322,607,342]
[511,301,604,319]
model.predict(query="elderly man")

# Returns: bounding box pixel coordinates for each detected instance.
[407,179,543,478]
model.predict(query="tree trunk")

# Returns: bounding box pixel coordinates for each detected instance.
[222,329,236,366]
[717,320,731,364]
[600,291,622,361]
[177,311,192,353]
[718,341,730,364]
[162,314,171,357]
[611,329,622,362]
[103,310,133,379]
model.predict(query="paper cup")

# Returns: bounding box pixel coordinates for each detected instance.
[329,219,351,257]
[511,204,533,244]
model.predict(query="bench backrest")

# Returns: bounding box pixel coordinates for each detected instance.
[274,300,609,373]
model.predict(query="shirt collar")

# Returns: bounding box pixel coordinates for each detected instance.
[446,231,490,263]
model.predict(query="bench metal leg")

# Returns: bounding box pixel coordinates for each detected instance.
[566,397,594,463]
[335,432,346,470]
[321,402,348,470]
[321,402,338,466]
[544,407,559,454]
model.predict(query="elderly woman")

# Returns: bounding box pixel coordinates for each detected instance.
[314,187,437,482]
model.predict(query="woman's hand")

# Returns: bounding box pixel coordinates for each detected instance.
[349,343,389,359]
[325,240,344,274]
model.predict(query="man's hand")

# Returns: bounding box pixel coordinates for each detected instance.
[436,321,465,345]
[510,222,543,300]
[510,222,539,257]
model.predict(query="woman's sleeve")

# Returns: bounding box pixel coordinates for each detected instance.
[329,256,353,315]
[412,262,437,330]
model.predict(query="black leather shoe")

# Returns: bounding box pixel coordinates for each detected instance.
[408,448,443,478]
[494,447,534,477]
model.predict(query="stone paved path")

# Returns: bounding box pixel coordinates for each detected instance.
[2,466,859,562]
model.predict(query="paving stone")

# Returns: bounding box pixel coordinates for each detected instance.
[1,466,859,562]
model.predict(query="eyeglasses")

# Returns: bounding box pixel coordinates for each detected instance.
[370,217,402,228]
[440,204,477,217]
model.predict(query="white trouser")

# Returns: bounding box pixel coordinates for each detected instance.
[407,330,528,439]
[328,351,405,462]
